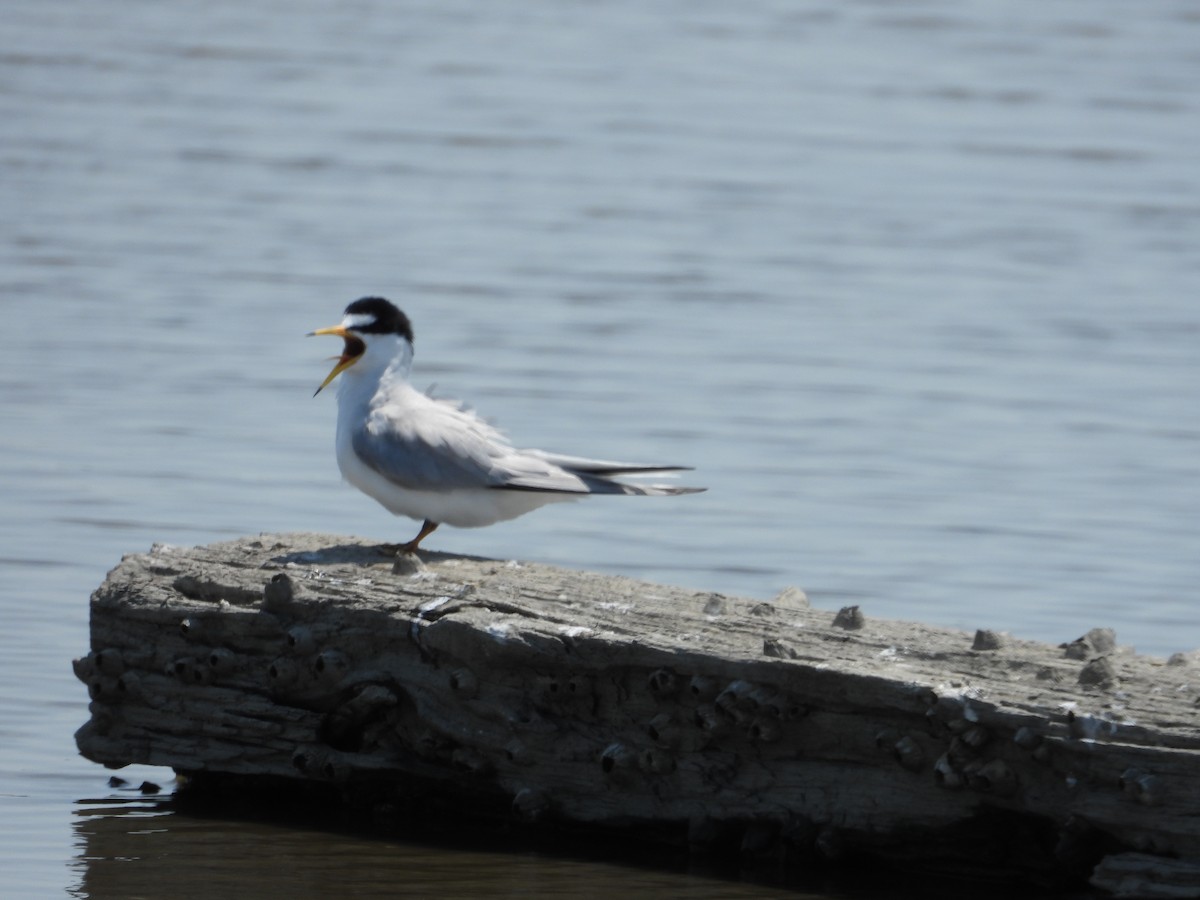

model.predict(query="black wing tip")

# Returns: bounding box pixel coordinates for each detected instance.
[569,464,696,476]
[490,482,706,496]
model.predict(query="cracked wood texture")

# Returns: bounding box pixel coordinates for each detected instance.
[75,533,1200,894]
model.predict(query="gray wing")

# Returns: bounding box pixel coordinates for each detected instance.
[351,396,594,494]
[353,391,704,496]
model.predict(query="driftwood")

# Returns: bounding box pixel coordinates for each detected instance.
[75,533,1200,895]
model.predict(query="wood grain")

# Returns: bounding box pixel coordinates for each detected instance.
[75,533,1200,892]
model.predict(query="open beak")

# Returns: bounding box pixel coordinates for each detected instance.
[307,324,364,396]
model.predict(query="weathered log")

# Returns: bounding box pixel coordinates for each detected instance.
[75,533,1200,894]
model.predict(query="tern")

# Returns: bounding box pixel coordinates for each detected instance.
[309,297,704,553]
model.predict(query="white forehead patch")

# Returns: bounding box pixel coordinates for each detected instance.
[342,313,376,331]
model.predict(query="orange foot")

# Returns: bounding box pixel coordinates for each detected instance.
[379,519,439,556]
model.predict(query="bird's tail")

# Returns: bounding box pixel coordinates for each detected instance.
[581,479,706,497]
[526,451,693,477]
[512,450,706,495]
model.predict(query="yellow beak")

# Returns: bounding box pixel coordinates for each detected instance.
[307,324,362,396]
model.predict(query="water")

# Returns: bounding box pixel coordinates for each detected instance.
[3,0,1198,895]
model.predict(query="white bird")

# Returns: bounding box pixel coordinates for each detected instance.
[309,297,704,554]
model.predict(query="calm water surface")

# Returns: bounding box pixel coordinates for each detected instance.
[3,0,1198,896]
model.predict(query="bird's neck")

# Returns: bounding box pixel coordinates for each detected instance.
[336,339,413,406]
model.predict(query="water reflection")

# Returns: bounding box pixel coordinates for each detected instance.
[72,792,813,900]
[71,785,1096,899]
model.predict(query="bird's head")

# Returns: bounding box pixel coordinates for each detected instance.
[308,297,414,396]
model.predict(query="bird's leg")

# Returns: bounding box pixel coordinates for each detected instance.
[393,519,439,555]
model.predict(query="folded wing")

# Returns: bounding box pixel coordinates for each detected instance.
[352,395,704,496]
